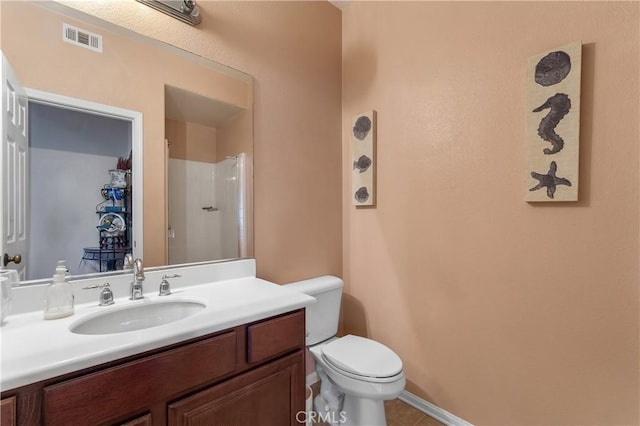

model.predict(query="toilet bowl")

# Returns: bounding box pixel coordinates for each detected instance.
[284,276,405,426]
[310,336,406,425]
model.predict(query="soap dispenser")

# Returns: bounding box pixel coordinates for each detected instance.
[44,260,74,320]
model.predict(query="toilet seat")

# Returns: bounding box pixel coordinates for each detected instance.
[320,335,403,382]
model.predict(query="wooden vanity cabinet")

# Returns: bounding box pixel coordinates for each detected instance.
[1,309,305,426]
[0,396,16,426]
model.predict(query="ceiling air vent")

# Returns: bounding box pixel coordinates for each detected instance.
[62,23,103,53]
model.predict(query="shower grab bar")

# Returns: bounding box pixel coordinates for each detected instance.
[202,206,219,212]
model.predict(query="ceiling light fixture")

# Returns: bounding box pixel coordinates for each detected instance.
[135,0,201,26]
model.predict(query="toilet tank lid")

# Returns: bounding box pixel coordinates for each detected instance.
[283,275,343,295]
[322,335,403,378]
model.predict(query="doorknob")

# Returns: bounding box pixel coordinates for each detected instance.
[3,253,21,267]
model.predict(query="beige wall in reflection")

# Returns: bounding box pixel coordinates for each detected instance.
[166,119,217,164]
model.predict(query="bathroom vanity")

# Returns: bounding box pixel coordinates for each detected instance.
[2,310,304,425]
[0,260,314,426]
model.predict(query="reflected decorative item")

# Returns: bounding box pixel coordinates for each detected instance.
[97,186,125,212]
[97,213,126,234]
[525,41,581,202]
[352,110,377,206]
[109,169,127,188]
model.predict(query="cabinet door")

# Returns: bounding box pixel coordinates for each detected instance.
[168,351,304,426]
[0,397,16,426]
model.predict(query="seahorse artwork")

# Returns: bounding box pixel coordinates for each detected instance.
[532,93,571,155]
[351,111,377,206]
[525,41,582,202]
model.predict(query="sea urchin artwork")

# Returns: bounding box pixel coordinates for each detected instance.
[532,93,571,155]
[353,155,372,173]
[354,186,370,203]
[351,110,377,206]
[353,115,372,141]
[535,51,571,87]
[529,161,572,199]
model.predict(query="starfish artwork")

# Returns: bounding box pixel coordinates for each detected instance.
[529,161,572,199]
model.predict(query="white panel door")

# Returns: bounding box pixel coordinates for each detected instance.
[1,52,29,280]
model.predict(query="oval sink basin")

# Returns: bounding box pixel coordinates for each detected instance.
[70,299,206,335]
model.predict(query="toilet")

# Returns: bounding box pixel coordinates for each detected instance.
[285,276,405,426]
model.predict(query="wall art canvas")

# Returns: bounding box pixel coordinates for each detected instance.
[351,110,376,206]
[525,41,582,202]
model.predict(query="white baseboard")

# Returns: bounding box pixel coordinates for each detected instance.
[398,390,474,426]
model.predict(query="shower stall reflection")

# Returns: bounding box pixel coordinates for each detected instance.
[168,153,248,264]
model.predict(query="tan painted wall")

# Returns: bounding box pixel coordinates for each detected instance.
[1,1,251,267]
[342,2,639,425]
[217,111,252,161]
[166,112,250,164]
[61,0,343,282]
[166,119,217,164]
[165,119,187,160]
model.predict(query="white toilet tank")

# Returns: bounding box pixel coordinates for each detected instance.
[284,275,343,345]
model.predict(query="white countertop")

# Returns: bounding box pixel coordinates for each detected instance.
[1,274,315,391]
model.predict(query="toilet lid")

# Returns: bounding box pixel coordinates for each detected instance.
[321,335,403,378]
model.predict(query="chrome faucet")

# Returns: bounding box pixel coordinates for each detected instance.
[123,253,134,270]
[130,258,145,300]
[83,282,114,306]
[158,274,181,296]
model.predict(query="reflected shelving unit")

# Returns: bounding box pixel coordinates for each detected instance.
[82,170,132,272]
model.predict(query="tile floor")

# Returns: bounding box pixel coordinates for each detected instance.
[310,382,445,426]
[384,398,445,426]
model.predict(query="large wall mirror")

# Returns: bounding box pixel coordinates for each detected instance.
[1,1,254,283]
